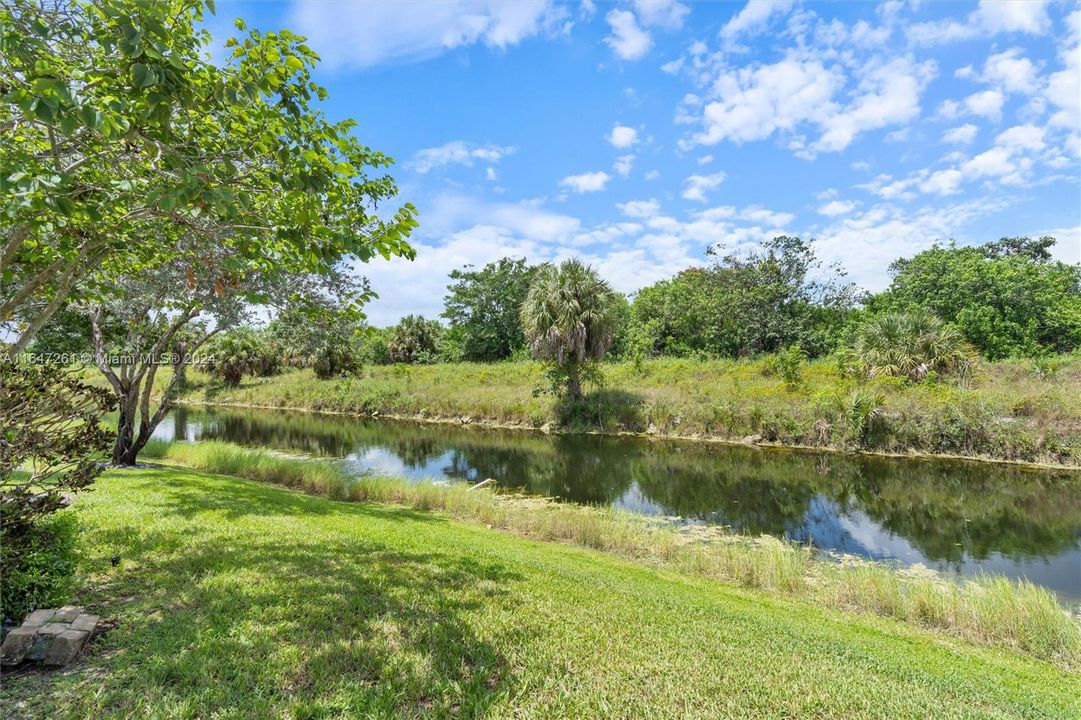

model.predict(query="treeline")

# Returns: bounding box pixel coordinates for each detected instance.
[120,234,1078,384]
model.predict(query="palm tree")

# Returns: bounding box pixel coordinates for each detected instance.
[853,309,974,381]
[520,259,619,400]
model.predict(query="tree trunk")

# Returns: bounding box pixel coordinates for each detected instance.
[111,392,139,466]
[566,364,582,401]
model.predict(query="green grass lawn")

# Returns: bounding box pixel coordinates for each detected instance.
[2,466,1078,719]
[171,355,1081,466]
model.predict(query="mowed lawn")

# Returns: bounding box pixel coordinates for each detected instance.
[1,467,1078,719]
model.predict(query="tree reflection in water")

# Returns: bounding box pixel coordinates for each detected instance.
[159,407,1081,597]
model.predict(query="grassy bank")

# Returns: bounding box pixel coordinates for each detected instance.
[176,355,1081,466]
[133,441,1081,668]
[2,463,1079,719]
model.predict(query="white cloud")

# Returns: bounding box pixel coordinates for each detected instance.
[660,57,684,74]
[720,1,796,44]
[690,53,933,156]
[942,124,979,145]
[408,141,516,173]
[815,197,1014,290]
[560,171,612,193]
[995,124,1045,151]
[617,198,661,218]
[811,57,935,154]
[605,9,652,60]
[613,154,635,177]
[693,58,843,145]
[485,167,498,181]
[817,199,857,216]
[1045,12,1081,129]
[975,0,1051,35]
[633,0,690,30]
[963,89,1005,120]
[909,0,1051,45]
[919,169,964,195]
[1040,226,1081,265]
[289,0,567,69]
[961,147,1020,179]
[697,154,714,165]
[681,172,726,202]
[608,124,640,148]
[982,48,1040,94]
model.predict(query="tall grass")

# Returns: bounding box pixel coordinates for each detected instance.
[144,440,1081,669]
[173,354,1081,466]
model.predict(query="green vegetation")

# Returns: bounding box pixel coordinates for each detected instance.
[203,328,280,386]
[0,510,79,621]
[443,257,537,361]
[1,0,416,353]
[870,237,1081,359]
[388,314,444,364]
[1,462,1078,718]
[850,309,975,381]
[178,353,1081,465]
[630,236,857,359]
[138,440,1081,668]
[520,259,621,400]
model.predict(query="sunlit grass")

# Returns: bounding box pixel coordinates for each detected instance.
[144,440,1081,668]
[3,462,1079,719]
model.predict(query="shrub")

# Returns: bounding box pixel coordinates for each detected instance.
[1,512,80,623]
[387,315,442,364]
[0,362,114,532]
[851,309,974,382]
[838,389,887,448]
[203,329,279,386]
[764,344,806,389]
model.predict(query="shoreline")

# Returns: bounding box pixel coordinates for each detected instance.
[175,398,1081,473]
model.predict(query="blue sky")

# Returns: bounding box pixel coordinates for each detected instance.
[207,1,1080,325]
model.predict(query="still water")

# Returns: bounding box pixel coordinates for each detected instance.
[155,406,1081,601]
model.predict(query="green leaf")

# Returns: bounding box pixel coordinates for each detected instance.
[132,63,154,88]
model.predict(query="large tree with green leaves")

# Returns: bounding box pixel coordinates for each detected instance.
[630,236,857,359]
[870,237,1081,359]
[521,259,619,400]
[1,0,416,351]
[442,257,536,362]
[86,252,371,465]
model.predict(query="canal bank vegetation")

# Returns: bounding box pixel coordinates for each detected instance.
[176,350,1081,466]
[5,465,1079,719]
[139,440,1081,669]
[155,234,1081,467]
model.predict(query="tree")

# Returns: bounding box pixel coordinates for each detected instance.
[85,247,371,464]
[871,237,1081,358]
[520,259,619,400]
[1,0,416,351]
[630,236,857,359]
[271,301,365,379]
[0,361,114,531]
[850,309,975,382]
[442,258,536,361]
[203,328,277,386]
[388,315,442,364]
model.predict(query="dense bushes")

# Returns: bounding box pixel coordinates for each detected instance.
[850,310,975,381]
[387,315,443,364]
[870,237,1081,359]
[1,512,80,622]
[204,329,281,386]
[628,236,857,359]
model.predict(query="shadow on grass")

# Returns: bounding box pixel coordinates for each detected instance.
[555,389,646,432]
[5,472,528,719]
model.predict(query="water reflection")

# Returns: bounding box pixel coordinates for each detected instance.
[156,406,1081,600]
